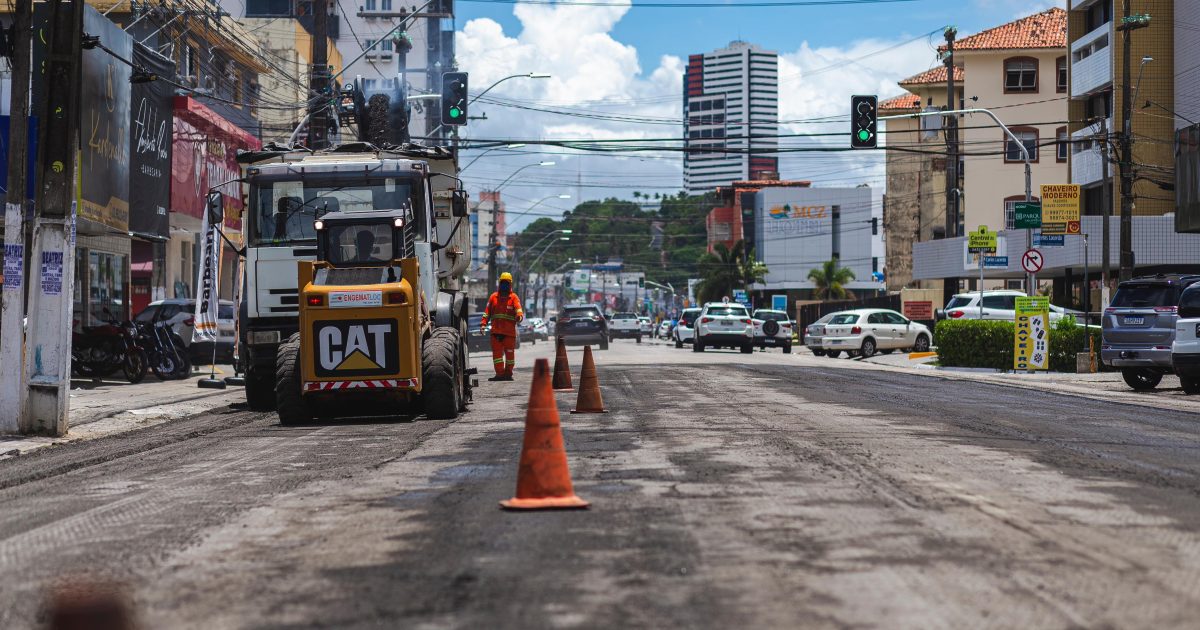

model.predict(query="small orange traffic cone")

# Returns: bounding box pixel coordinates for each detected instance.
[571,345,608,414]
[500,358,589,510]
[552,336,574,392]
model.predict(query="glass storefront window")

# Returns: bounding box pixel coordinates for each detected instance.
[88,251,128,325]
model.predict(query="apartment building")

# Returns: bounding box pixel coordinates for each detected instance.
[683,41,780,194]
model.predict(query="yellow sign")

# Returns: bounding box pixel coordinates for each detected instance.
[1014,296,1050,371]
[967,225,997,254]
[1039,184,1081,235]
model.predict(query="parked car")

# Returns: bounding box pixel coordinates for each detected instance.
[134,298,235,363]
[673,308,702,348]
[609,312,642,342]
[557,304,609,350]
[750,309,793,353]
[638,316,653,336]
[467,313,490,353]
[820,309,932,359]
[804,313,837,356]
[1173,283,1200,395]
[657,319,673,339]
[694,302,754,353]
[526,317,550,341]
[517,319,540,344]
[940,290,1073,323]
[1103,273,1200,390]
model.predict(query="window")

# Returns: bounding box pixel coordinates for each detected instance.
[381,0,391,9]
[1085,91,1111,119]
[380,39,393,52]
[883,312,908,325]
[867,312,887,324]
[1004,57,1038,93]
[1057,126,1068,162]
[363,38,375,52]
[364,0,376,9]
[1057,56,1067,93]
[981,295,1017,311]
[1005,127,1039,163]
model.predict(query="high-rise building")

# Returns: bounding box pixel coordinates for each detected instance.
[683,41,779,194]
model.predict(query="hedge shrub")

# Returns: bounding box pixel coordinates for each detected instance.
[935,316,1102,373]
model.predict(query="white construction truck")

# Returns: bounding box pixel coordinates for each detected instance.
[233,143,473,410]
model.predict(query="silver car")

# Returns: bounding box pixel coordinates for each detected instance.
[1103,274,1200,390]
[804,313,836,356]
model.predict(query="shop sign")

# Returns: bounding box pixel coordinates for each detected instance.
[171,98,261,230]
[1039,184,1081,235]
[80,6,131,232]
[1014,296,1050,371]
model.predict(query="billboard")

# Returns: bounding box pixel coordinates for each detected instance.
[80,6,132,231]
[754,186,879,289]
[171,97,261,231]
[128,43,175,239]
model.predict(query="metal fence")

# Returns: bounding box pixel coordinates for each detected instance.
[796,294,902,343]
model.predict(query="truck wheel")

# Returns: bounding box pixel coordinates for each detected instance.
[422,327,462,420]
[245,368,277,411]
[1122,368,1162,391]
[275,333,311,425]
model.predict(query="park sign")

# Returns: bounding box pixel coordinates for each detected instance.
[967,225,998,254]
[1013,201,1042,230]
[1039,184,1081,235]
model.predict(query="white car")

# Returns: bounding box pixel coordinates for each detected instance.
[694,302,754,353]
[674,308,702,348]
[941,290,1071,322]
[1172,284,1200,394]
[804,313,836,356]
[609,312,643,342]
[750,309,793,353]
[657,320,672,339]
[638,316,653,336]
[820,309,932,359]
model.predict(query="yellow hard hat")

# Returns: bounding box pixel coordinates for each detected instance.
[499,272,513,283]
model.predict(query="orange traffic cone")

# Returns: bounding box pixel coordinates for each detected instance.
[552,336,574,392]
[500,358,590,510]
[571,345,608,414]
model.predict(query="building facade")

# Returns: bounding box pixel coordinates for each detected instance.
[879,65,964,292]
[683,41,779,194]
[1177,0,1200,233]
[707,179,811,254]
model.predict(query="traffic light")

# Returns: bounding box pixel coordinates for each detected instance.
[850,94,877,149]
[441,72,468,126]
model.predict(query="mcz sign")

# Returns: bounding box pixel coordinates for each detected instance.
[312,319,399,377]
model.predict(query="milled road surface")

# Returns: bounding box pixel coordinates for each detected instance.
[3,340,1200,628]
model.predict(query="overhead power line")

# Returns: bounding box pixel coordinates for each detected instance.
[459,0,921,6]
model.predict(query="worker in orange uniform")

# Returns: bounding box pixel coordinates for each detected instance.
[481,272,524,381]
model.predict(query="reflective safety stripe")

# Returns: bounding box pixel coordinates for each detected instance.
[491,313,517,321]
[493,357,505,364]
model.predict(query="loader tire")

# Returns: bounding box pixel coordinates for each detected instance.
[275,332,311,426]
[423,327,462,420]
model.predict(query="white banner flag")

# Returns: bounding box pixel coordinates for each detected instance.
[192,207,222,344]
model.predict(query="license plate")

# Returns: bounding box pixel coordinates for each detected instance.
[572,321,590,328]
[764,338,775,344]
[1123,316,1145,326]
[830,340,843,345]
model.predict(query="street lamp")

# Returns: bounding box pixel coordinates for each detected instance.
[486,161,557,288]
[471,72,551,105]
[459,143,527,173]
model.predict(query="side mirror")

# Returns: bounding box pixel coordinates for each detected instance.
[206,191,225,225]
[452,189,468,218]
[548,316,557,322]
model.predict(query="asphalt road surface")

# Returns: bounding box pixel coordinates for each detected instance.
[3,339,1200,628]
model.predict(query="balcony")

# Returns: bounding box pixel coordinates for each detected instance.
[1070,118,1110,186]
[1071,23,1112,97]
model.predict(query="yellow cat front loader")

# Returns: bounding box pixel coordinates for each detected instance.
[271,159,471,424]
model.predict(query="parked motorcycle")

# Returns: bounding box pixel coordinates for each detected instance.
[71,321,148,384]
[137,320,191,380]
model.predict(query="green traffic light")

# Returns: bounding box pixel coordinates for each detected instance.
[857,129,870,142]
[450,106,462,118]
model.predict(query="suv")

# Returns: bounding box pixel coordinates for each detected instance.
[1172,284,1200,394]
[941,290,1072,322]
[609,312,643,342]
[751,309,793,353]
[557,304,609,350]
[694,302,754,353]
[673,308,702,348]
[1104,274,1200,390]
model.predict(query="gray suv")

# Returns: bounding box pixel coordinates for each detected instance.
[1102,274,1200,390]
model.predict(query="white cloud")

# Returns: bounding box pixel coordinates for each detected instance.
[455,5,947,229]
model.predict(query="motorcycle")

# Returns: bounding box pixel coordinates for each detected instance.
[72,320,149,384]
[137,320,191,380]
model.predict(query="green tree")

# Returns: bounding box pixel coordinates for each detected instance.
[807,259,856,300]
[695,240,768,304]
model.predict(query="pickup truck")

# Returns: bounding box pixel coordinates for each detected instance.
[609,312,643,343]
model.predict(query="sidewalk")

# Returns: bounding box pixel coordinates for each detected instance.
[797,346,1200,414]
[0,365,244,460]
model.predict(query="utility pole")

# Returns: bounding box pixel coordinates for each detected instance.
[1099,117,1112,307]
[307,0,331,149]
[24,0,83,435]
[943,26,960,305]
[0,0,33,433]
[1117,0,1149,282]
[486,196,499,291]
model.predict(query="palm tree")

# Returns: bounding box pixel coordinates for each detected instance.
[808,259,855,300]
[696,240,769,304]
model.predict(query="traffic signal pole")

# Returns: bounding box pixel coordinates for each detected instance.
[24,0,84,435]
[307,0,330,149]
[0,0,33,433]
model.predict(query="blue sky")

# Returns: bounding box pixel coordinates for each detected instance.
[451,0,1063,230]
